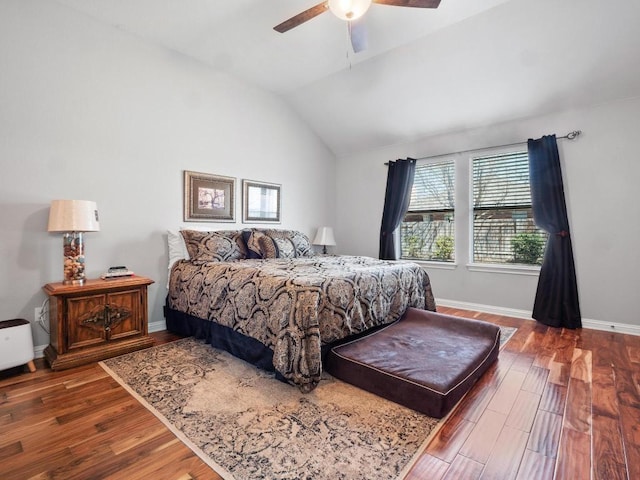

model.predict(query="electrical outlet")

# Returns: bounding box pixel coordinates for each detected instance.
[35,306,50,333]
[35,306,48,322]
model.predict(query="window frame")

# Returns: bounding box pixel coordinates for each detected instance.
[400,158,457,265]
[466,147,545,274]
[398,146,546,276]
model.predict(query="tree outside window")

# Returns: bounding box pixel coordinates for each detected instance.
[401,160,455,262]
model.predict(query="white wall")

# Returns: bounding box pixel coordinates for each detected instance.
[0,0,336,348]
[336,96,640,328]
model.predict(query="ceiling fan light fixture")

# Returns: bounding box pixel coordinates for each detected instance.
[328,0,372,21]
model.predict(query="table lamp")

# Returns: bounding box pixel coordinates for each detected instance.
[47,200,100,285]
[313,226,336,254]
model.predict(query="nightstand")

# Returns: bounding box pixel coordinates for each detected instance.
[43,276,155,370]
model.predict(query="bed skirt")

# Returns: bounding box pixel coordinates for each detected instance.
[164,300,395,383]
[164,302,286,376]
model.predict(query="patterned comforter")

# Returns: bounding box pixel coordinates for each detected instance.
[168,255,436,392]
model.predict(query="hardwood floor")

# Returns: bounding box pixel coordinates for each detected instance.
[1,308,639,479]
[407,307,640,480]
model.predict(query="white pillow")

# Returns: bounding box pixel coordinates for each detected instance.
[167,230,190,287]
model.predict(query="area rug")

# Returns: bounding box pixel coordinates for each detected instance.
[100,326,516,480]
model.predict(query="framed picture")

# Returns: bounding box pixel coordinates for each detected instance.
[242,180,281,223]
[184,170,236,222]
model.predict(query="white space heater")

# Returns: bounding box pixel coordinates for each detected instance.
[0,319,36,372]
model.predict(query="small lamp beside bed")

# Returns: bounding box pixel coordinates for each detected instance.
[47,199,100,285]
[313,226,336,254]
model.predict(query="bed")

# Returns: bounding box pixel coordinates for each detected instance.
[164,228,436,392]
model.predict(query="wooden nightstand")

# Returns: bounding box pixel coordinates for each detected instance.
[43,276,155,370]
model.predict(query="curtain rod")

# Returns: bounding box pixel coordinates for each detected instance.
[385,130,582,164]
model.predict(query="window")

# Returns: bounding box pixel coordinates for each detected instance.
[399,149,547,268]
[400,160,455,261]
[472,151,547,265]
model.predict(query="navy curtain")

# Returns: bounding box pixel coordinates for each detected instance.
[527,135,581,328]
[379,158,416,260]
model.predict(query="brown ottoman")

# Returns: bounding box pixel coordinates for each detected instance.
[325,308,501,418]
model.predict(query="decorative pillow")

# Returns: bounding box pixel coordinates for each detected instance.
[180,230,247,262]
[257,234,278,259]
[289,230,314,257]
[272,237,296,258]
[263,229,314,257]
[242,229,268,259]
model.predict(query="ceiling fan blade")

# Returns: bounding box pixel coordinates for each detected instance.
[349,19,368,53]
[274,2,329,33]
[373,0,441,8]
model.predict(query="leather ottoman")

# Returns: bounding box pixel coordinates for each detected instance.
[325,307,501,418]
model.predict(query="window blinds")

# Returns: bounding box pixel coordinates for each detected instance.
[409,160,455,212]
[473,151,532,209]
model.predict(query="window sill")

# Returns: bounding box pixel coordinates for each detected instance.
[405,260,457,271]
[466,263,541,276]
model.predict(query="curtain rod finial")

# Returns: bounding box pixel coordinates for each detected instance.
[566,130,581,140]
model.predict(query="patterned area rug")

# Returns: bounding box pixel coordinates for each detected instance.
[101,327,516,480]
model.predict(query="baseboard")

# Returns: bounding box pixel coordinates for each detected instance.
[149,320,167,333]
[436,298,534,321]
[436,298,640,336]
[34,344,46,359]
[580,318,640,336]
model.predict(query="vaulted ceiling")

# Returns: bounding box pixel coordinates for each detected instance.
[55,0,640,156]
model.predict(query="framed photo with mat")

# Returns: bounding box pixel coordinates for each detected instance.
[184,170,236,222]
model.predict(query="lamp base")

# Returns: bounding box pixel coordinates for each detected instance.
[62,232,86,285]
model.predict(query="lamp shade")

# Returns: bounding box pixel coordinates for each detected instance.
[313,227,336,247]
[48,200,100,232]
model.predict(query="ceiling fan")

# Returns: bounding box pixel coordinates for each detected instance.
[274,0,442,52]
